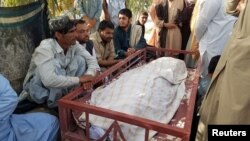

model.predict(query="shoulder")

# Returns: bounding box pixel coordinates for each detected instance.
[90,32,97,38]
[114,27,123,36]
[35,39,56,54]
[135,20,140,25]
[90,32,101,41]
[131,24,142,32]
[73,42,85,51]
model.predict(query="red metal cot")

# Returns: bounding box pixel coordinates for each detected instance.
[58,47,200,141]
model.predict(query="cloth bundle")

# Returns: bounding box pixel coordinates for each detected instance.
[79,57,188,140]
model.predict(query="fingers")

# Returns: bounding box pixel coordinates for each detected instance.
[127,48,136,56]
[82,81,93,90]
[164,23,177,29]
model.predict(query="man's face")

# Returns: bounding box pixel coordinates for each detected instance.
[99,28,114,43]
[118,14,131,28]
[139,14,148,25]
[59,26,77,46]
[76,23,90,43]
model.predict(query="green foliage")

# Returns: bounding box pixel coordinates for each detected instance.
[126,0,152,14]
[1,0,153,18]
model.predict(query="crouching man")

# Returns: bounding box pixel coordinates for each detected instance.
[21,16,100,108]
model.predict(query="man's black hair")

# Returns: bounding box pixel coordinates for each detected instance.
[56,20,75,34]
[49,16,75,35]
[98,20,114,31]
[118,8,133,19]
[74,19,86,26]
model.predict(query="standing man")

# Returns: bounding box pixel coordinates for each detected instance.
[90,20,119,70]
[75,0,102,33]
[135,11,149,37]
[75,19,97,58]
[196,0,250,141]
[113,8,147,59]
[102,0,126,27]
[195,0,237,77]
[21,16,100,108]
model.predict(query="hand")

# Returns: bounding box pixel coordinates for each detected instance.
[164,23,177,29]
[111,59,120,64]
[82,81,93,90]
[126,48,136,56]
[79,75,94,89]
[82,16,90,22]
[88,18,97,29]
[82,16,96,29]
[79,75,94,83]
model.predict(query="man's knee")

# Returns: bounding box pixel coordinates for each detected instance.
[67,55,86,76]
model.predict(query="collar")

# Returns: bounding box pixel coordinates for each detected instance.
[118,24,132,32]
[136,20,142,26]
[94,32,103,44]
[79,40,87,48]
[53,39,64,54]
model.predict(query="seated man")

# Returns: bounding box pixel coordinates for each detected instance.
[0,74,59,141]
[90,20,119,70]
[113,8,147,59]
[21,16,100,108]
[135,11,148,37]
[75,19,97,58]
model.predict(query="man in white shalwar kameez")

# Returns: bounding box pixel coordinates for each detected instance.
[195,0,237,77]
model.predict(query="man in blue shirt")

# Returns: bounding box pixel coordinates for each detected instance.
[0,74,59,141]
[113,8,147,59]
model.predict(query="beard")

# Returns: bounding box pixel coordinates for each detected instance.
[78,37,89,44]
[119,21,130,29]
[71,39,77,45]
[104,37,112,42]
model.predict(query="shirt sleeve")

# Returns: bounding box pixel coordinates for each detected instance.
[108,40,116,60]
[77,45,101,75]
[34,47,80,88]
[195,0,220,41]
[134,26,147,49]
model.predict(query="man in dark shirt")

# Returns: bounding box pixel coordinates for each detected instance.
[113,8,147,59]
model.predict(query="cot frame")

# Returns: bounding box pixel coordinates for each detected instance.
[58,47,200,141]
